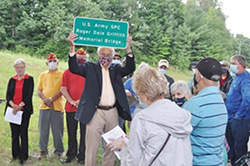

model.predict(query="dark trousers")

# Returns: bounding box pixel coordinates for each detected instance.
[226,119,250,166]
[10,113,30,160]
[66,112,86,161]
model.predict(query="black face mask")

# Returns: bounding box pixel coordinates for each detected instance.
[193,73,198,88]
[174,97,186,107]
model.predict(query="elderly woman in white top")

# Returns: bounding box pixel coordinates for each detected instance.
[170,81,191,107]
[108,65,193,166]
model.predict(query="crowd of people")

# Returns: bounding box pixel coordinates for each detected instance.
[4,31,250,166]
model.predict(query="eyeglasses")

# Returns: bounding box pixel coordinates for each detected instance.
[48,60,57,63]
[15,66,25,70]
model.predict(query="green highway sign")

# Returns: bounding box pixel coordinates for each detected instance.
[73,17,129,49]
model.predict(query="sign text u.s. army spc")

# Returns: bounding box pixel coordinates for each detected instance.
[73,17,129,49]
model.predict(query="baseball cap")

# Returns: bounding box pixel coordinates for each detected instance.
[189,61,198,69]
[76,48,86,56]
[158,59,169,68]
[47,53,57,60]
[196,57,222,81]
[114,52,122,58]
[220,60,229,67]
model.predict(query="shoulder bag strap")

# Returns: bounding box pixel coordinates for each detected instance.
[148,134,171,166]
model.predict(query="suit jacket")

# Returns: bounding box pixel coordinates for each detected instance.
[5,75,34,115]
[69,54,135,124]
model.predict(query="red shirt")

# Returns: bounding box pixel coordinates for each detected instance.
[220,75,228,88]
[12,74,29,110]
[61,69,85,112]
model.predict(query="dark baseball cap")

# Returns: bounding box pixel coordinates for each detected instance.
[196,57,222,81]
[189,61,198,69]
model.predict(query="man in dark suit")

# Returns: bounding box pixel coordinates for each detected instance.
[67,31,135,166]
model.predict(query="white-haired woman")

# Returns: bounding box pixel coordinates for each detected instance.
[170,81,191,107]
[5,59,34,165]
[108,66,193,166]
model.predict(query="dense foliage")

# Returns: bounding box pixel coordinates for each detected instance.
[0,0,249,69]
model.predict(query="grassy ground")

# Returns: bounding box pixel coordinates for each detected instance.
[0,51,192,166]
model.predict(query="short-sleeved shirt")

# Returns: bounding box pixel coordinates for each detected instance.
[38,69,64,112]
[61,69,85,112]
[183,86,228,166]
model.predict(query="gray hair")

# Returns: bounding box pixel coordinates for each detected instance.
[97,47,115,56]
[133,65,169,101]
[14,58,26,67]
[170,81,191,97]
[231,55,246,68]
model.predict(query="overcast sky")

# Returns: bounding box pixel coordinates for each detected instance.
[182,0,250,38]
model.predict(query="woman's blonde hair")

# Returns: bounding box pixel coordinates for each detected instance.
[132,65,169,101]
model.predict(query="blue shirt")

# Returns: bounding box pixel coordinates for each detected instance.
[124,78,136,96]
[124,78,137,115]
[183,86,228,166]
[225,71,250,121]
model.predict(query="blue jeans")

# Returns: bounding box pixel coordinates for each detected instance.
[226,119,250,166]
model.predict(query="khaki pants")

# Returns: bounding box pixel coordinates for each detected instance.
[85,108,118,166]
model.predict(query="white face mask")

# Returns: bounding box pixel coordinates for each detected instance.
[48,62,58,70]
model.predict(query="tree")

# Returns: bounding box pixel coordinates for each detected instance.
[0,0,249,70]
[0,0,26,49]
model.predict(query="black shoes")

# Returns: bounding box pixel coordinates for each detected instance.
[19,159,26,165]
[61,157,85,164]
[61,157,75,164]
[10,157,26,165]
[77,159,85,165]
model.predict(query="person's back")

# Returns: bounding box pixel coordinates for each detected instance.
[184,86,227,165]
[121,99,193,166]
[183,57,228,165]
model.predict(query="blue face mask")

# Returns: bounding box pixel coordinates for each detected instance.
[230,71,236,77]
[230,64,239,75]
[158,68,166,75]
[112,59,121,64]
[174,97,186,107]
[139,100,148,109]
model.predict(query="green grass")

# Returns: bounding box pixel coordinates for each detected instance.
[0,51,192,166]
